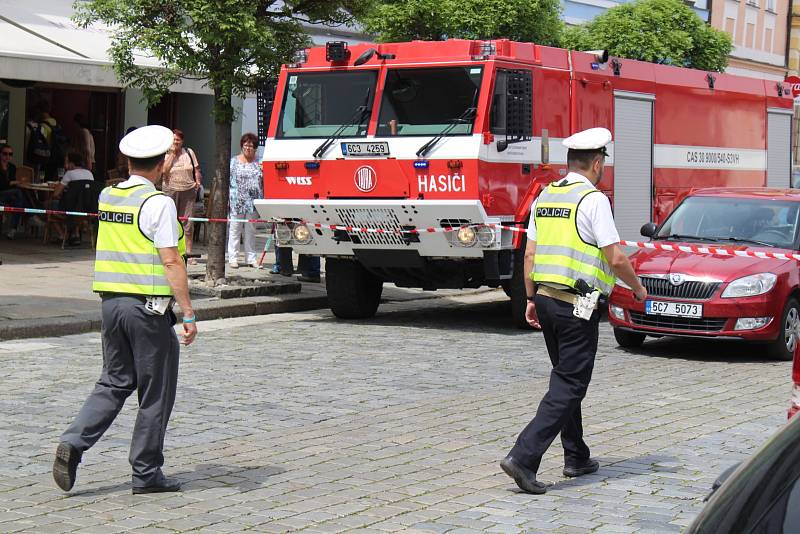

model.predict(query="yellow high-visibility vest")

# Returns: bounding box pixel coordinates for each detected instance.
[531,180,615,295]
[92,184,185,296]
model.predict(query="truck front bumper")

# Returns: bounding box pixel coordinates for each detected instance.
[253,199,517,258]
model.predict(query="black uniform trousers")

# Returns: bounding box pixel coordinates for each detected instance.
[509,293,600,472]
[61,295,180,488]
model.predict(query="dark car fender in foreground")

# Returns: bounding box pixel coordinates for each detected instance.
[687,414,800,533]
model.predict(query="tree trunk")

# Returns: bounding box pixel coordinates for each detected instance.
[206,88,233,284]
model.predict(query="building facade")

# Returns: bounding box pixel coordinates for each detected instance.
[562,0,710,25]
[0,0,368,182]
[710,0,791,81]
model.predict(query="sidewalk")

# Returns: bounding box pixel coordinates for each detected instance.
[0,233,494,340]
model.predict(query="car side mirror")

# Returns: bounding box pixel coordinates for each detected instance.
[640,222,657,238]
[705,462,741,501]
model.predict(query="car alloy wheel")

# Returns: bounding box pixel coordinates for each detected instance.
[786,305,800,353]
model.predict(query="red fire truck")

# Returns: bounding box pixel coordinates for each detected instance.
[254,39,794,326]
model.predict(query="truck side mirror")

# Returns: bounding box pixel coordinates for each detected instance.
[640,222,657,238]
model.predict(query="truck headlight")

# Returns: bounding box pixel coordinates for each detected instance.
[456,226,477,246]
[476,225,495,247]
[292,224,312,245]
[721,273,777,298]
[609,304,626,321]
[276,224,292,245]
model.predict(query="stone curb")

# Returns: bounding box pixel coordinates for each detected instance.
[0,293,329,341]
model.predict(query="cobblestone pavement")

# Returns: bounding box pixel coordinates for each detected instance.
[0,291,790,533]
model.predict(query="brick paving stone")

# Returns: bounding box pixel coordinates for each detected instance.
[0,295,792,532]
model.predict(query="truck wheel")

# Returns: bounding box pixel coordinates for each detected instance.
[325,258,383,319]
[766,298,799,361]
[510,247,533,329]
[614,328,646,348]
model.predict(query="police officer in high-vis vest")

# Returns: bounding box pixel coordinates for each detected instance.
[500,128,647,494]
[53,125,197,494]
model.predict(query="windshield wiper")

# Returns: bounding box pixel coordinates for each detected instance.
[660,234,718,242]
[710,236,774,247]
[416,88,478,158]
[313,88,372,159]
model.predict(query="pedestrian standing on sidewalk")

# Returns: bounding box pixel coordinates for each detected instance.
[162,129,202,264]
[227,133,262,269]
[500,128,647,494]
[53,125,198,495]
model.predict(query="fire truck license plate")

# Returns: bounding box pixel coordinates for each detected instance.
[341,142,390,157]
[645,300,703,318]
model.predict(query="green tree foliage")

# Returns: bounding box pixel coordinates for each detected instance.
[74,0,366,282]
[562,0,732,72]
[359,0,563,46]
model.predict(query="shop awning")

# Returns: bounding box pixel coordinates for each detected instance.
[0,0,210,94]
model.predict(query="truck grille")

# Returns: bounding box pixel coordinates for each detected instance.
[335,208,407,246]
[640,277,720,300]
[629,312,727,333]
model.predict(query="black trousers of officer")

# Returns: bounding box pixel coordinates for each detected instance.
[509,293,600,472]
[61,295,180,487]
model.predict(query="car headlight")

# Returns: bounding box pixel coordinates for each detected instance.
[292,224,312,245]
[721,273,777,298]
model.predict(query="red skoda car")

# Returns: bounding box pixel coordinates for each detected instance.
[609,188,800,360]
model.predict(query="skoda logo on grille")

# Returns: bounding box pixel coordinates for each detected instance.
[354,166,377,193]
[669,273,685,286]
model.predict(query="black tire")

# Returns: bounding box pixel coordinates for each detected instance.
[509,247,534,329]
[765,298,799,361]
[325,258,383,319]
[614,328,646,348]
[500,279,512,298]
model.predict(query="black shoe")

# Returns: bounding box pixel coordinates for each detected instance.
[563,458,600,478]
[53,442,81,491]
[500,456,546,494]
[279,270,294,277]
[297,274,321,283]
[132,477,182,494]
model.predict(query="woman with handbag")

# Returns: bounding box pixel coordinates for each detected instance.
[227,133,262,268]
[162,129,202,263]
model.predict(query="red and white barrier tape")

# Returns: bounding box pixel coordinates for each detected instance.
[4,205,800,262]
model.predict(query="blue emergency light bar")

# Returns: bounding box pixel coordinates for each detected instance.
[304,161,321,170]
[413,160,430,169]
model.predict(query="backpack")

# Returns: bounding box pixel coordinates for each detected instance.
[49,123,70,165]
[28,123,50,160]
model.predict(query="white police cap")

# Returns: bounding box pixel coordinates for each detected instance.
[119,125,173,158]
[563,127,612,153]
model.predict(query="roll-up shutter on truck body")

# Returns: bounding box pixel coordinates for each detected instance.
[613,91,655,242]
[767,108,792,188]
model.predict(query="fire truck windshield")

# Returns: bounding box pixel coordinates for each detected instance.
[277,70,377,138]
[376,67,483,137]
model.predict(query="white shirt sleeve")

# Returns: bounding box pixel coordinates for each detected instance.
[526,197,538,241]
[138,194,180,249]
[576,191,620,248]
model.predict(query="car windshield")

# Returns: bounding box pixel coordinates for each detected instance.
[376,66,483,136]
[656,196,800,249]
[277,71,377,138]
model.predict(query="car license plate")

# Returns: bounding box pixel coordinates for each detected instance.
[645,300,703,318]
[341,142,390,157]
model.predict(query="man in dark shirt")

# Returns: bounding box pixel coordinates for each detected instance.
[0,143,27,239]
